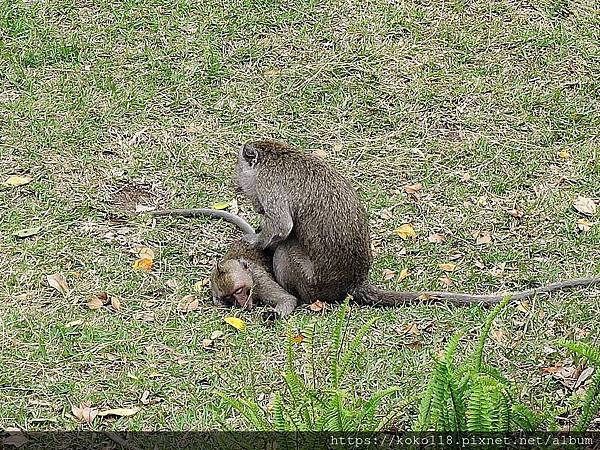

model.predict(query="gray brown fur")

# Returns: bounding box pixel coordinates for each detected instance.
[235,139,600,317]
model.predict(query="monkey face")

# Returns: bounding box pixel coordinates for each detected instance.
[210,259,255,310]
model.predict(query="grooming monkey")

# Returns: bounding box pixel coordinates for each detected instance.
[150,208,298,317]
[232,139,600,318]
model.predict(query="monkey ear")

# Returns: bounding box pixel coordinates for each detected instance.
[216,260,225,273]
[241,143,260,167]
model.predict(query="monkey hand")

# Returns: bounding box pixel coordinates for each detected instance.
[241,233,259,247]
[262,309,280,322]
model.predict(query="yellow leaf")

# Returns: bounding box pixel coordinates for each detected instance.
[46,273,69,296]
[439,263,457,272]
[395,224,416,240]
[398,268,409,281]
[292,333,305,344]
[557,150,571,159]
[4,175,32,187]
[224,316,246,331]
[193,278,210,292]
[576,218,593,232]
[97,407,139,417]
[211,201,231,210]
[133,258,153,271]
[135,246,155,260]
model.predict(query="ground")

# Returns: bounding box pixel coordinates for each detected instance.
[1,0,599,431]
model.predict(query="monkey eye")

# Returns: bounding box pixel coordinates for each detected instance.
[234,287,244,295]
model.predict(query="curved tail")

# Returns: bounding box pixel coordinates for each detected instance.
[352,277,600,306]
[149,208,255,235]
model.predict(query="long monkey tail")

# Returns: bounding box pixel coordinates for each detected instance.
[149,208,255,235]
[352,277,600,306]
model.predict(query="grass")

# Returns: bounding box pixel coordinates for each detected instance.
[1,0,599,431]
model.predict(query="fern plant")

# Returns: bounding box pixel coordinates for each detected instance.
[415,296,555,432]
[218,298,413,435]
[558,340,600,431]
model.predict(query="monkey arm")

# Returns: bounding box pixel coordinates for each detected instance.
[249,264,298,318]
[246,198,293,250]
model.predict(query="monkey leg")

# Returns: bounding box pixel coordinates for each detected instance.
[272,239,317,304]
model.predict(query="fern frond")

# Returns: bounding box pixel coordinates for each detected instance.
[338,317,379,383]
[574,368,600,432]
[352,387,402,430]
[216,392,272,430]
[474,295,511,373]
[558,340,600,366]
[330,299,350,388]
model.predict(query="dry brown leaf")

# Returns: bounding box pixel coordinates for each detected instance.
[382,268,396,281]
[428,233,445,243]
[133,258,153,271]
[312,149,328,158]
[4,175,33,187]
[308,299,325,312]
[473,231,492,245]
[508,208,524,219]
[202,338,213,348]
[110,296,122,311]
[395,224,416,239]
[474,260,485,269]
[460,172,471,182]
[576,218,593,232]
[66,320,84,327]
[47,273,69,296]
[403,183,422,194]
[332,142,343,152]
[490,262,506,277]
[379,208,393,220]
[439,276,454,287]
[135,246,155,260]
[491,329,506,343]
[292,333,305,344]
[177,295,199,312]
[97,407,139,417]
[71,403,98,424]
[516,300,530,313]
[574,367,594,389]
[399,323,421,336]
[88,292,109,310]
[133,311,155,322]
[398,268,409,281]
[439,263,457,272]
[573,196,597,216]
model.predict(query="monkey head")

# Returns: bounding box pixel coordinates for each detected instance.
[210,258,255,310]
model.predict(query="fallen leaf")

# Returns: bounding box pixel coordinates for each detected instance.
[72,403,98,424]
[576,218,593,232]
[135,204,156,213]
[573,196,597,216]
[312,149,328,158]
[395,224,416,239]
[308,299,325,312]
[66,319,84,327]
[460,172,471,182]
[135,246,155,260]
[399,323,421,336]
[490,262,506,277]
[165,279,179,289]
[263,68,281,77]
[97,407,139,417]
[332,142,343,152]
[516,300,530,313]
[133,311,155,322]
[474,260,485,269]
[202,338,213,348]
[508,208,524,219]
[473,231,492,245]
[110,296,122,311]
[428,233,445,243]
[439,276,454,287]
[177,295,199,312]
[574,367,594,389]
[557,150,571,159]
[13,227,41,238]
[140,391,150,405]
[491,329,506,343]
[224,316,246,330]
[210,330,224,340]
[403,183,422,194]
[47,273,69,296]
[211,201,231,210]
[439,263,457,272]
[398,268,409,281]
[382,268,396,281]
[4,175,32,187]
[133,258,153,271]
[379,208,393,220]
[292,333,305,344]
[88,292,109,310]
